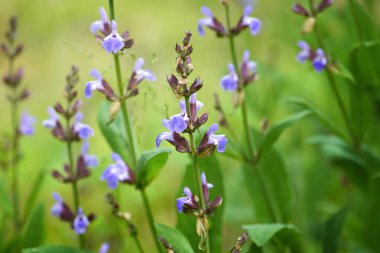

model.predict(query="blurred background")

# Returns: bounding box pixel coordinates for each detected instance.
[1,0,380,252]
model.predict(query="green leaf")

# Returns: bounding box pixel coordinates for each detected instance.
[23,168,46,222]
[22,204,45,248]
[288,97,346,139]
[97,101,129,162]
[22,245,93,253]
[258,110,310,158]
[176,155,224,252]
[155,223,194,253]
[135,148,171,188]
[322,208,348,253]
[243,223,300,247]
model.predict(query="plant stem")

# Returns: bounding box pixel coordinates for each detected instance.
[108,2,161,252]
[185,96,210,253]
[141,189,162,253]
[134,235,145,253]
[307,0,359,148]
[224,3,278,222]
[65,115,85,249]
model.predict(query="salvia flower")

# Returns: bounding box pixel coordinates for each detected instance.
[43,107,59,129]
[81,141,98,168]
[156,113,188,148]
[85,69,104,99]
[296,41,327,72]
[101,153,135,189]
[18,111,36,136]
[220,64,238,91]
[206,123,227,153]
[51,192,64,217]
[176,172,222,215]
[102,21,124,54]
[127,58,157,95]
[198,7,226,37]
[99,243,110,253]
[91,7,109,35]
[73,208,90,235]
[73,112,95,139]
[239,5,261,35]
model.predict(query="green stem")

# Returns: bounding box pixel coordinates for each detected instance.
[141,189,162,253]
[224,3,278,222]
[65,117,85,249]
[185,96,210,253]
[307,0,359,148]
[108,2,161,252]
[134,235,145,253]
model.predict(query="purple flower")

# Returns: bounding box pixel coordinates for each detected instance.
[90,7,109,34]
[156,113,189,147]
[73,112,94,139]
[102,21,124,54]
[207,123,227,153]
[85,69,104,99]
[101,153,132,189]
[82,141,98,168]
[43,107,59,128]
[177,187,197,213]
[296,41,311,63]
[220,64,238,91]
[312,49,327,72]
[19,111,36,136]
[240,50,257,85]
[201,172,213,202]
[73,208,90,235]
[179,93,204,114]
[51,192,64,217]
[241,5,261,36]
[134,58,156,82]
[99,243,109,253]
[198,6,226,36]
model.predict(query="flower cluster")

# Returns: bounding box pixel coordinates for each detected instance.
[220,50,257,92]
[198,4,261,38]
[292,0,334,17]
[91,7,133,54]
[177,172,222,215]
[51,193,95,235]
[157,32,227,157]
[296,40,327,72]
[46,67,98,235]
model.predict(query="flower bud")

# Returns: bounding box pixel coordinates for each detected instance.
[182,31,192,46]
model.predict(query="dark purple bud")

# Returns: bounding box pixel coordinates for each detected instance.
[182,31,192,46]
[316,0,334,13]
[176,61,186,76]
[206,196,223,214]
[168,132,191,153]
[124,38,133,49]
[167,74,186,98]
[77,156,91,179]
[13,44,23,57]
[52,170,65,182]
[87,213,96,222]
[186,45,193,56]
[3,68,24,87]
[18,88,30,101]
[190,78,203,94]
[0,44,10,56]
[175,43,182,54]
[101,79,117,100]
[52,121,67,141]
[71,100,82,115]
[54,103,65,115]
[194,113,208,129]
[127,89,139,98]
[292,3,310,17]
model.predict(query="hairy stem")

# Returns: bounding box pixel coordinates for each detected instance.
[307,0,359,147]
[65,113,85,249]
[185,96,210,253]
[224,4,278,222]
[108,2,161,252]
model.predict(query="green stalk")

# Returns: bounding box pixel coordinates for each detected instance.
[184,96,210,253]
[108,2,161,252]
[134,235,145,253]
[307,0,359,147]
[65,113,85,249]
[223,4,278,222]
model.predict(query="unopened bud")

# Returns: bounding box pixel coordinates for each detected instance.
[302,17,316,34]
[182,31,192,46]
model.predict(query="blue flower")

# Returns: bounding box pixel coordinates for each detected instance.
[51,192,64,217]
[198,7,226,36]
[74,112,94,139]
[73,208,90,235]
[220,64,238,91]
[296,41,311,63]
[18,111,36,136]
[43,107,59,128]
[156,113,188,147]
[99,243,109,253]
[101,153,132,189]
[82,141,98,168]
[102,21,124,54]
[241,5,261,36]
[177,187,196,213]
[201,172,213,202]
[133,58,157,82]
[85,69,104,99]
[90,7,109,35]
[312,49,327,72]
[207,123,227,153]
[240,50,257,85]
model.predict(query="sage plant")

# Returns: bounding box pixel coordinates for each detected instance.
[157,31,225,252]
[87,2,163,252]
[44,66,97,249]
[1,16,36,250]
